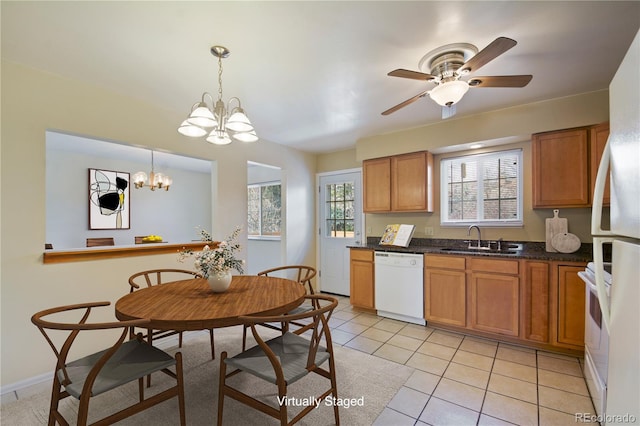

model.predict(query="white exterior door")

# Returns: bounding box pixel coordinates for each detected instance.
[317,170,363,295]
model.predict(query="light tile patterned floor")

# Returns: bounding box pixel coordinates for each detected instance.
[327,295,595,426]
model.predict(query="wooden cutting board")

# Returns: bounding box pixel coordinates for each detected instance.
[546,209,568,252]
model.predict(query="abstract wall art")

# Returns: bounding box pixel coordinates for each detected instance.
[88,168,130,229]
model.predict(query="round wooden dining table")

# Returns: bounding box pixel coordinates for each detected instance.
[115,275,305,331]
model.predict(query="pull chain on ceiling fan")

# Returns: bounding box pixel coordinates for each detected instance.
[382,37,533,118]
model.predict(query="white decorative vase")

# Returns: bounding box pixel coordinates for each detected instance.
[207,271,232,293]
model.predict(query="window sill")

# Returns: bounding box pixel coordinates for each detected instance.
[42,241,213,264]
[248,236,281,242]
[440,221,524,228]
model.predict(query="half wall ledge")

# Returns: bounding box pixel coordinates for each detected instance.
[42,242,216,264]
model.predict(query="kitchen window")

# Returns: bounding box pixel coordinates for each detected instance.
[248,182,281,238]
[440,149,523,226]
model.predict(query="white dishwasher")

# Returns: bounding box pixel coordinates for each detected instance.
[374,252,425,325]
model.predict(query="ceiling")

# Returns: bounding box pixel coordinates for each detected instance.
[2,1,639,154]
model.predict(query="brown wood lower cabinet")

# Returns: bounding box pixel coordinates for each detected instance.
[553,263,586,349]
[469,272,520,336]
[423,254,585,353]
[424,256,466,327]
[521,261,550,343]
[349,249,375,310]
[468,258,520,337]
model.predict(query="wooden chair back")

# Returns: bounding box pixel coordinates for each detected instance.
[86,237,115,247]
[31,301,186,425]
[219,294,339,425]
[128,268,203,292]
[128,269,215,362]
[257,265,317,294]
[243,294,337,366]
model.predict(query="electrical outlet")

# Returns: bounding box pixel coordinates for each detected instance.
[425,227,434,236]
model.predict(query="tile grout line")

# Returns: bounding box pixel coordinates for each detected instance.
[331,298,593,423]
[475,344,498,426]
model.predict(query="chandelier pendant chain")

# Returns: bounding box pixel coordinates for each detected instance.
[217,54,224,102]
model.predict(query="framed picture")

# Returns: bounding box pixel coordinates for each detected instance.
[88,168,130,229]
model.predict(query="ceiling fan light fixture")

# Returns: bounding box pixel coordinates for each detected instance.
[429,80,469,107]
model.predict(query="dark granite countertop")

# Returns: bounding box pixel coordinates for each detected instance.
[350,237,601,263]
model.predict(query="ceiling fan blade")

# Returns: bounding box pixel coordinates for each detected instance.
[388,69,436,81]
[460,37,517,74]
[468,75,533,88]
[381,90,430,115]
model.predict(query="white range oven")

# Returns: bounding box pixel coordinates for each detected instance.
[578,261,612,418]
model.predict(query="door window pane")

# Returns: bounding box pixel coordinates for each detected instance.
[325,182,355,238]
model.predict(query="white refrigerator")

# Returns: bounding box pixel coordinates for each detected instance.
[591,29,640,424]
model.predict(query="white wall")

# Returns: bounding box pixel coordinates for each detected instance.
[0,60,317,389]
[46,136,212,248]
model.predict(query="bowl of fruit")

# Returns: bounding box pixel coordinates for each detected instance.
[141,234,163,243]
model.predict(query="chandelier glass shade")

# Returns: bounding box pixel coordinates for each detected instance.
[429,80,470,107]
[177,45,257,145]
[132,151,172,191]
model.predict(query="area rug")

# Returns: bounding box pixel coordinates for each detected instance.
[2,326,413,425]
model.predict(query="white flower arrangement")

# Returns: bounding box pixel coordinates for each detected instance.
[178,226,245,278]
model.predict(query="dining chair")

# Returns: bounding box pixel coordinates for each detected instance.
[242,265,317,351]
[128,269,216,361]
[86,237,115,247]
[31,301,186,426]
[218,294,339,426]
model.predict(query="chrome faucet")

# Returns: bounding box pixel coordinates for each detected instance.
[467,225,482,249]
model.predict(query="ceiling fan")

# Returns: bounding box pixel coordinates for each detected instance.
[382,37,532,119]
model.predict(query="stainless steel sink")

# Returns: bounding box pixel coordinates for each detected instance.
[439,243,523,256]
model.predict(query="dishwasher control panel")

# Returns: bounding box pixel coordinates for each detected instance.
[374,252,424,268]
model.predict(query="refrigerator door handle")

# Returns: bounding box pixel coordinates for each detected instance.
[592,236,613,332]
[592,139,614,236]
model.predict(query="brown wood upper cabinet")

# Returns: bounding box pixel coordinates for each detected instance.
[532,123,609,208]
[363,151,433,213]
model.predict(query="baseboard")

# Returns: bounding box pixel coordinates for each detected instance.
[0,330,205,398]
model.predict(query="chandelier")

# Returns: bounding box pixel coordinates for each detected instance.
[177,45,258,145]
[132,150,172,191]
